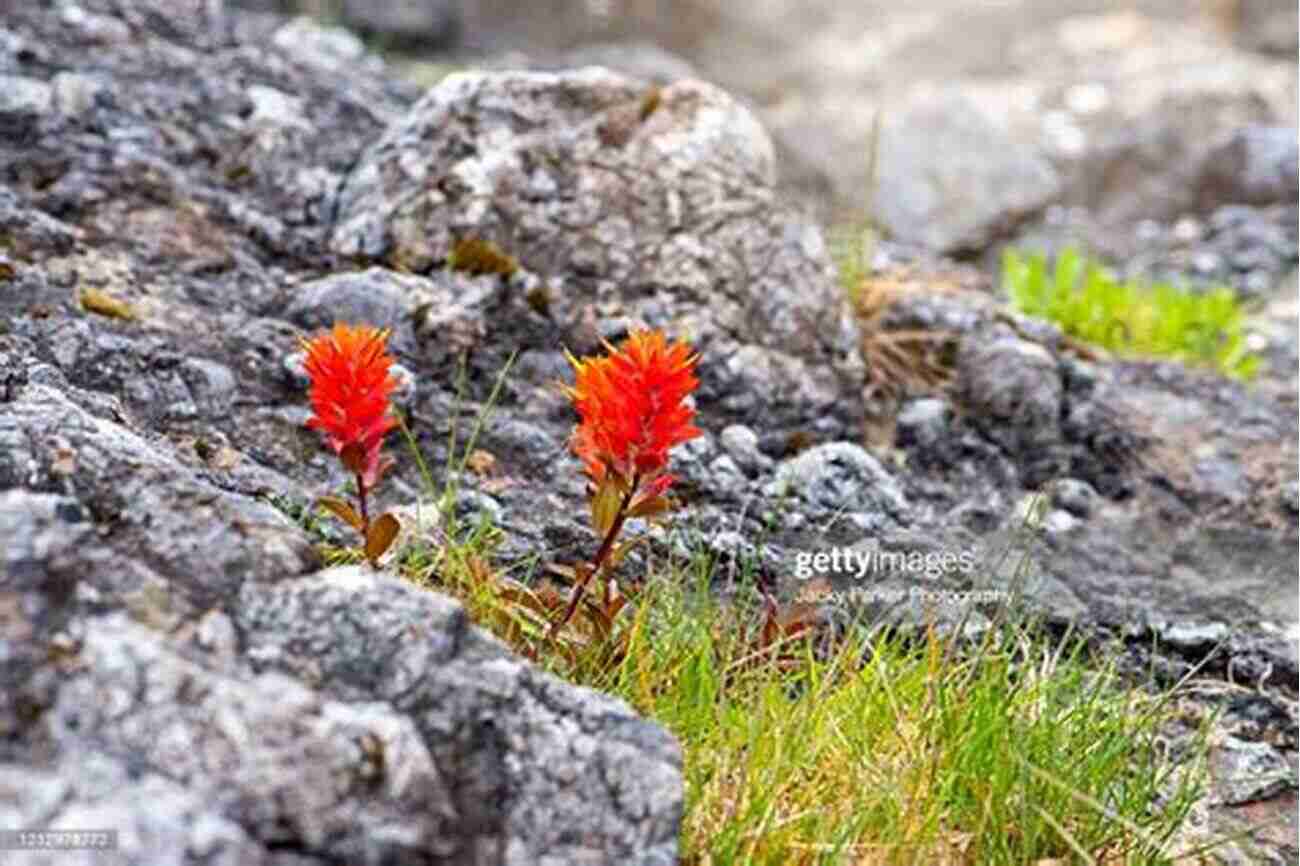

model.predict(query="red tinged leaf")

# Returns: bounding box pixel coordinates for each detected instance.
[317,496,365,532]
[338,442,369,479]
[760,597,779,648]
[606,537,645,569]
[364,512,401,565]
[626,494,672,520]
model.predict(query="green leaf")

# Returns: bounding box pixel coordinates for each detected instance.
[590,478,625,537]
[1054,247,1082,301]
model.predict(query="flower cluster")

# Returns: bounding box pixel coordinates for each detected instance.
[300,322,701,633]
[301,323,398,485]
[567,329,701,488]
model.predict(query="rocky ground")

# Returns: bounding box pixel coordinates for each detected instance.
[2,0,1297,863]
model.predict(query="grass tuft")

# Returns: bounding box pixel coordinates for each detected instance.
[1002,247,1262,381]
[390,511,1211,865]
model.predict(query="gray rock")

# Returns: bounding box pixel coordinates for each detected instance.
[1061,90,1279,226]
[51,71,107,116]
[30,613,457,864]
[1194,453,1251,504]
[57,2,132,43]
[0,74,53,115]
[1195,125,1299,211]
[896,398,951,450]
[237,567,683,864]
[0,383,320,624]
[1281,480,1299,514]
[0,490,88,741]
[704,341,848,430]
[956,333,1065,487]
[1050,478,1098,519]
[179,357,237,418]
[718,424,769,475]
[1041,508,1080,537]
[875,89,1061,253]
[0,187,82,258]
[245,83,309,130]
[270,15,373,73]
[340,0,461,50]
[0,377,683,864]
[1162,621,1231,652]
[765,442,909,525]
[1210,737,1294,806]
[483,418,563,473]
[1229,0,1299,56]
[708,453,745,486]
[284,267,426,353]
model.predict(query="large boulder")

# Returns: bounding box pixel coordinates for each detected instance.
[331,67,863,432]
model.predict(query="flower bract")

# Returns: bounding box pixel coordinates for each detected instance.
[300,322,398,486]
[566,330,701,489]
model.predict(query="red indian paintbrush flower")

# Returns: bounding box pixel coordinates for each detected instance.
[551,330,702,636]
[299,322,402,566]
[566,329,702,490]
[300,322,398,488]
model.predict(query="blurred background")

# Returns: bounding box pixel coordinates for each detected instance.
[226,1,1297,261]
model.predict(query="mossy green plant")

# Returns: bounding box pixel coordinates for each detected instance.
[1002,247,1261,381]
[446,237,519,278]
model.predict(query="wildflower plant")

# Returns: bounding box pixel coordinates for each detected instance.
[551,330,703,635]
[300,322,402,565]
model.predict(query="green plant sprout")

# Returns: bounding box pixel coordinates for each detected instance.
[1002,247,1261,381]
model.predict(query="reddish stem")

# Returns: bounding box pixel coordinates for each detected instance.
[550,474,638,637]
[355,472,370,535]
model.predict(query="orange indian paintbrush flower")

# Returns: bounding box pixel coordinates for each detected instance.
[566,329,702,491]
[300,322,398,488]
[550,330,701,636]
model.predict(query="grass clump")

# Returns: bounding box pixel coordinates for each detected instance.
[1002,247,1261,381]
[397,529,1210,865]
